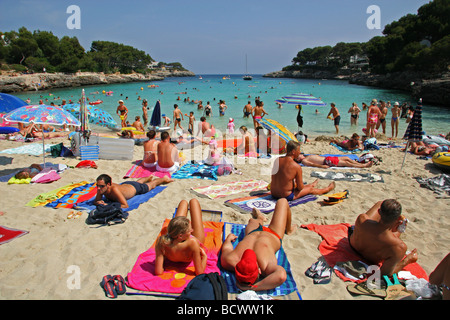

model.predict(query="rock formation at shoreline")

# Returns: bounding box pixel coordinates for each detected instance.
[264,70,450,106]
[0,70,195,93]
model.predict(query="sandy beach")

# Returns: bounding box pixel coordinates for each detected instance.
[0,131,448,301]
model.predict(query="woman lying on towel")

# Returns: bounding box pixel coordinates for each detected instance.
[330,133,364,151]
[155,199,208,276]
[15,163,43,179]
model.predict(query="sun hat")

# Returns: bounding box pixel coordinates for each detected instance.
[229,118,234,122]
[118,100,124,103]
[394,102,399,106]
[235,249,259,285]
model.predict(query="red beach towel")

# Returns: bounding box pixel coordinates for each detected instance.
[0,226,29,245]
[302,223,428,282]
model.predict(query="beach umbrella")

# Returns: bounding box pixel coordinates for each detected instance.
[401,103,423,170]
[3,105,81,166]
[275,93,327,107]
[149,100,161,128]
[62,103,117,129]
[0,93,28,113]
[256,118,298,144]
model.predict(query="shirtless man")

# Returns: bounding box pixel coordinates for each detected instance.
[132,116,145,132]
[296,154,373,168]
[155,199,208,276]
[229,126,257,155]
[330,133,364,151]
[377,100,389,134]
[142,99,149,126]
[348,199,418,276]
[243,101,253,118]
[116,100,128,128]
[327,103,341,134]
[156,131,180,173]
[270,140,335,200]
[173,104,184,131]
[94,174,173,209]
[197,116,216,138]
[391,102,401,138]
[220,199,297,291]
[252,100,268,130]
[143,130,159,168]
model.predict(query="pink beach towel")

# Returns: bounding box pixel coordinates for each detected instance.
[123,160,171,179]
[0,226,29,245]
[302,223,428,282]
[126,219,223,294]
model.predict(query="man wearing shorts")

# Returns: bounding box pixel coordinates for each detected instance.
[327,103,341,134]
[94,174,173,209]
[296,154,373,168]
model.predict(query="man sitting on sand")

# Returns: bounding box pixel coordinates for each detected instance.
[296,154,373,168]
[330,133,364,151]
[348,199,418,276]
[143,130,159,168]
[156,131,180,173]
[220,199,297,291]
[270,140,335,200]
[94,174,173,209]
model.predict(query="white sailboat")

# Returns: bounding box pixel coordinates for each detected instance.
[243,54,252,80]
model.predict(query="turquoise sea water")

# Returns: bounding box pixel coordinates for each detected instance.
[12,74,450,138]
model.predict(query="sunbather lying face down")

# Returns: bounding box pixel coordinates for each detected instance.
[348,199,418,276]
[154,199,207,276]
[94,174,173,209]
[220,198,298,291]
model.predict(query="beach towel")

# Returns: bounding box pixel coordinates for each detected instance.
[126,218,223,295]
[74,185,167,212]
[220,222,301,299]
[45,182,98,209]
[0,226,29,245]
[26,181,92,207]
[301,223,428,283]
[311,171,384,183]
[172,163,218,181]
[0,143,55,156]
[300,154,360,169]
[415,174,450,197]
[1,163,68,183]
[191,180,269,200]
[225,192,317,214]
[330,142,362,154]
[123,160,171,179]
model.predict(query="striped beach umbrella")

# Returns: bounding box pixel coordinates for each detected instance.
[275,93,327,107]
[256,118,298,144]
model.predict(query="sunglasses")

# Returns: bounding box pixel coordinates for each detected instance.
[97,184,107,189]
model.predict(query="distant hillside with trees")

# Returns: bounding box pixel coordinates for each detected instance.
[0,27,189,74]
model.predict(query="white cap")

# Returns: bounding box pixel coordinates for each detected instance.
[394,102,399,106]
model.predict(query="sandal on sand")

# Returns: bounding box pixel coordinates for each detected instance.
[305,259,326,278]
[347,281,387,298]
[100,275,117,299]
[113,275,126,295]
[313,267,332,285]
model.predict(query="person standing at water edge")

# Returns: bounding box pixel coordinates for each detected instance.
[348,102,361,126]
[391,102,401,138]
[173,104,184,131]
[116,100,128,128]
[377,100,388,135]
[327,103,341,134]
[243,101,252,118]
[142,99,149,126]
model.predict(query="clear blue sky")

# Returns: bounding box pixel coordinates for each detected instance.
[0,0,431,74]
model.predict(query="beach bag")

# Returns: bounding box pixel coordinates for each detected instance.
[217,157,234,176]
[86,202,128,226]
[177,272,228,300]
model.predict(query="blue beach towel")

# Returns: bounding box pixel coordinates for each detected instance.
[0,143,55,156]
[330,143,363,154]
[171,163,218,181]
[220,222,301,298]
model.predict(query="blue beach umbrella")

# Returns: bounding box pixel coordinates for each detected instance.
[62,103,117,129]
[275,93,327,107]
[150,100,161,128]
[0,93,28,113]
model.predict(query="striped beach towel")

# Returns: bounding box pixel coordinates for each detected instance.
[123,160,171,179]
[191,180,269,200]
[220,222,301,299]
[80,145,99,160]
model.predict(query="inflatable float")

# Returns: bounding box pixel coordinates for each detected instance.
[432,152,450,172]
[0,127,19,134]
[121,127,145,135]
[89,100,103,105]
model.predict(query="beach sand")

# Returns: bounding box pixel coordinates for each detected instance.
[0,132,448,300]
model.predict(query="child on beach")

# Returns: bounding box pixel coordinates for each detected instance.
[154,199,208,276]
[162,114,171,127]
[187,111,195,135]
[205,138,222,165]
[227,118,235,135]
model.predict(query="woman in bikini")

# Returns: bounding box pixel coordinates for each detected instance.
[155,199,208,276]
[391,102,401,138]
[366,100,381,138]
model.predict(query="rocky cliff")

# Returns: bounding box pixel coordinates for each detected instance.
[0,70,195,93]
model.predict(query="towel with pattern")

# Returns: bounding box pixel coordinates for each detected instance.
[0,143,55,156]
[126,218,223,294]
[311,171,384,183]
[123,160,171,179]
[191,180,268,199]
[225,192,317,214]
[172,163,218,181]
[220,222,301,298]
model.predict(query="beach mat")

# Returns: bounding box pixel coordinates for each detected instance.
[0,143,55,156]
[125,218,223,296]
[220,222,301,299]
[26,181,93,207]
[300,154,361,169]
[310,171,384,183]
[123,160,171,179]
[172,163,218,181]
[330,142,362,154]
[191,180,269,200]
[301,223,428,283]
[45,182,97,209]
[225,192,317,214]
[0,226,29,245]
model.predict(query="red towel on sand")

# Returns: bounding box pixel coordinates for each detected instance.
[302,223,428,282]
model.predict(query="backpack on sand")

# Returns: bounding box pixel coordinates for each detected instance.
[177,272,228,300]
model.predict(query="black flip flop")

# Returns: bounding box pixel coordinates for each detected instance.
[100,275,117,299]
[113,275,126,295]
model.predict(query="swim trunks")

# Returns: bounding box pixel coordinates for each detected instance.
[248,224,282,244]
[324,156,339,167]
[244,111,251,117]
[334,115,341,126]
[142,161,156,168]
[156,162,180,173]
[121,181,149,195]
[285,191,295,201]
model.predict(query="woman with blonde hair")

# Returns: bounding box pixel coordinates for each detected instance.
[154,199,207,275]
